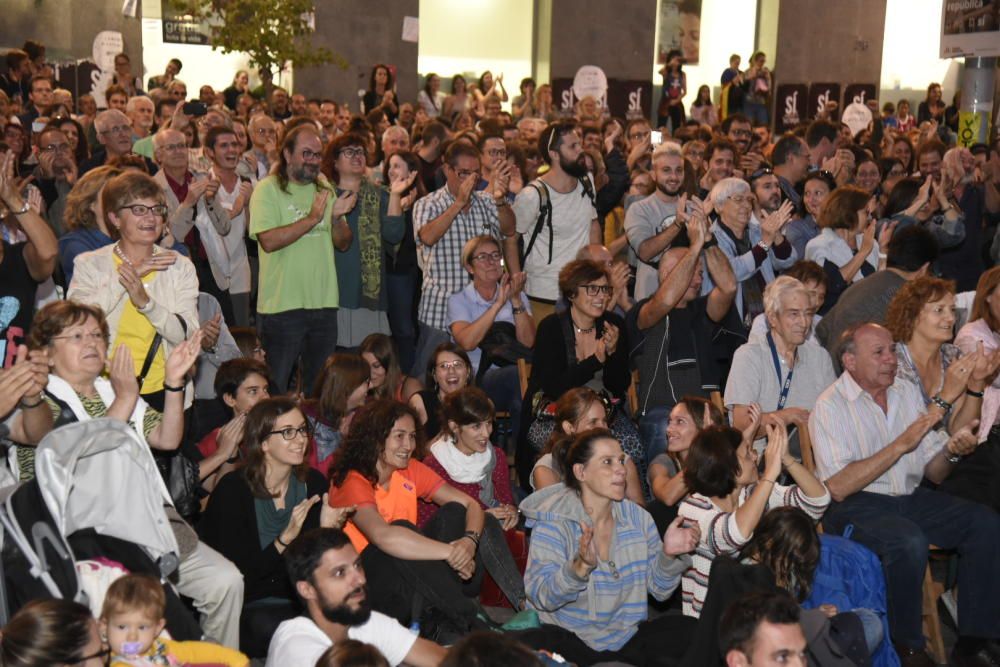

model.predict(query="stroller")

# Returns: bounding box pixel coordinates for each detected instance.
[0,419,198,637]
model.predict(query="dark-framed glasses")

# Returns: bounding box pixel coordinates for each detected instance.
[580,284,613,296]
[119,204,168,218]
[471,251,502,264]
[269,425,311,441]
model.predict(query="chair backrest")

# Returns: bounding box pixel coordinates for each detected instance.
[628,369,639,416]
[517,358,531,398]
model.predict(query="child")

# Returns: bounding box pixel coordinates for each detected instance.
[196,358,271,493]
[100,573,248,666]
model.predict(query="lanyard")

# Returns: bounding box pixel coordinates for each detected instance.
[767,331,795,410]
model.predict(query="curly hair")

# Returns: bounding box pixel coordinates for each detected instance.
[741,507,820,601]
[329,399,424,488]
[28,300,109,350]
[971,267,1000,333]
[884,276,955,343]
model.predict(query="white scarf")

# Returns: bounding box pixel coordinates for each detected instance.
[429,436,493,484]
[46,374,149,445]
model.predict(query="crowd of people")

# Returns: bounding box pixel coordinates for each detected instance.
[1,34,1000,667]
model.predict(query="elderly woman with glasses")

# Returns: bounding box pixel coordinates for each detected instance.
[69,171,199,411]
[705,177,797,328]
[448,234,535,438]
[519,259,648,497]
[805,185,892,308]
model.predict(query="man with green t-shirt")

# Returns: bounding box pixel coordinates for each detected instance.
[249,124,357,392]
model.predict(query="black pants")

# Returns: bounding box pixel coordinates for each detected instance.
[240,598,300,658]
[515,614,697,666]
[360,504,483,630]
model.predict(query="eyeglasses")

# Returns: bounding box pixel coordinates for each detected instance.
[100,125,132,135]
[160,142,187,152]
[454,168,478,180]
[726,195,755,206]
[436,360,467,372]
[269,425,311,440]
[255,128,276,137]
[748,166,774,182]
[119,203,168,217]
[51,331,106,344]
[338,147,366,159]
[297,149,322,161]
[580,284,613,296]
[41,143,71,154]
[729,129,752,138]
[471,251,502,263]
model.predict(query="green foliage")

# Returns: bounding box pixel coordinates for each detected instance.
[168,0,347,74]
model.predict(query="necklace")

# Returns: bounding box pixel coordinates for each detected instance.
[571,316,595,335]
[113,242,135,268]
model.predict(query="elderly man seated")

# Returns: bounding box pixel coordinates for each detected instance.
[726,276,836,457]
[809,322,1000,667]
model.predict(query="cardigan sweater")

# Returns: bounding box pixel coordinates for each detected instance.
[197,468,326,603]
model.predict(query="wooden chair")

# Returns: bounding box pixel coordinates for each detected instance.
[627,370,639,416]
[798,424,948,664]
[517,358,531,399]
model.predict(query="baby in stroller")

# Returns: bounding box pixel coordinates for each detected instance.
[100,574,248,667]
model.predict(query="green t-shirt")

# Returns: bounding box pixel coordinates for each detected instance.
[249,175,340,313]
[132,135,154,159]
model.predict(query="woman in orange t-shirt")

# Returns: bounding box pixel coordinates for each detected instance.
[328,399,516,637]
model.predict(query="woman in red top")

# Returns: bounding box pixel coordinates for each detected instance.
[327,399,513,637]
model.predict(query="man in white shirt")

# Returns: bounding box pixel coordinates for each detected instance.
[506,121,600,324]
[267,528,446,667]
[809,323,1000,667]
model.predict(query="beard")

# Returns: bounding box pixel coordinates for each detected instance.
[292,163,320,183]
[560,153,589,178]
[320,587,372,626]
[657,182,682,197]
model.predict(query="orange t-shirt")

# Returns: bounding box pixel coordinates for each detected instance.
[329,460,445,552]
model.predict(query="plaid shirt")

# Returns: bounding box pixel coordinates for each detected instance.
[413,185,501,329]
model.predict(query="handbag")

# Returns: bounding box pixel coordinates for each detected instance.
[476,321,533,384]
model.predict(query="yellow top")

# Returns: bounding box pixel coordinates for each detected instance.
[111,253,164,394]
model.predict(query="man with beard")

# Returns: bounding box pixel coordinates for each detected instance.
[318,99,339,142]
[721,113,764,176]
[34,127,77,236]
[249,124,356,392]
[749,165,785,222]
[507,121,600,324]
[290,92,308,118]
[699,138,737,197]
[625,142,692,300]
[267,528,446,667]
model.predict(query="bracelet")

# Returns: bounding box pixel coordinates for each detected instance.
[512,306,526,315]
[760,478,777,486]
[9,200,30,215]
[702,237,718,250]
[966,388,985,399]
[19,394,45,409]
[946,452,962,465]
[463,530,481,548]
[162,382,185,393]
[929,394,952,412]
[276,535,290,548]
[756,240,771,252]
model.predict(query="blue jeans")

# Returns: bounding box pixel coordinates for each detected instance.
[481,365,523,440]
[823,487,1000,648]
[744,101,769,126]
[638,405,670,466]
[386,270,419,374]
[258,308,338,393]
[411,322,451,378]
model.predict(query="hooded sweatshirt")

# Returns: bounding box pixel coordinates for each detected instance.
[520,483,689,652]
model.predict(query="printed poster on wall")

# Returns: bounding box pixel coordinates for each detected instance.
[807,83,841,122]
[940,0,1000,58]
[655,0,702,65]
[552,74,653,120]
[773,84,808,133]
[161,0,212,45]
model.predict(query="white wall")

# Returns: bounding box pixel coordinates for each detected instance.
[880,0,964,106]
[418,0,534,105]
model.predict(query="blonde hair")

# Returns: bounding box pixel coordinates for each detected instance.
[100,573,166,621]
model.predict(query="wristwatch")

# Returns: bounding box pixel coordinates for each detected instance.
[946,451,962,465]
[756,240,771,252]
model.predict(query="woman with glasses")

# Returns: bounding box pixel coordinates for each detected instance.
[519,259,648,496]
[805,185,891,308]
[410,342,473,441]
[199,396,352,657]
[320,132,407,349]
[448,235,535,439]
[0,599,108,667]
[69,171,199,411]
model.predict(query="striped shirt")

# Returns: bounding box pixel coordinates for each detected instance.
[413,186,501,329]
[678,483,830,617]
[808,371,949,496]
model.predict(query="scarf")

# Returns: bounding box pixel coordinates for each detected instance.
[254,476,308,549]
[355,179,383,309]
[430,436,497,506]
[46,374,148,440]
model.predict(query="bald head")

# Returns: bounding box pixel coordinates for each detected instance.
[577,244,612,265]
[841,323,898,393]
[660,246,704,304]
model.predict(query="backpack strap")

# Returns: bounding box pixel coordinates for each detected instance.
[521,180,553,265]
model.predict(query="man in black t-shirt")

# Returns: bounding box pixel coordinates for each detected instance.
[629,210,736,464]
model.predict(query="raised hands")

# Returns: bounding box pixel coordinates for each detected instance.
[456,172,478,208]
[108,344,139,399]
[947,419,980,458]
[164,329,204,387]
[574,522,599,577]
[741,403,762,445]
[309,189,331,222]
[201,313,222,351]
[762,422,788,482]
[760,200,794,245]
[388,170,418,197]
[215,412,246,462]
[280,495,322,546]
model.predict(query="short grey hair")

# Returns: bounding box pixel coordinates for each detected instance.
[94,109,129,133]
[652,141,684,162]
[381,125,409,147]
[763,276,808,320]
[709,176,750,208]
[125,95,153,114]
